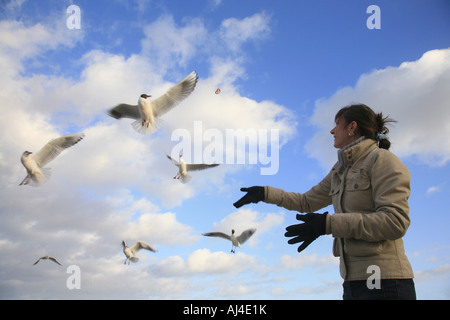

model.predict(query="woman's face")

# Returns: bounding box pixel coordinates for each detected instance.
[330,117,358,148]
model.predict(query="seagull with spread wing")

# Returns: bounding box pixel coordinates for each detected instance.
[167,153,219,183]
[107,71,198,134]
[19,132,85,187]
[33,256,62,266]
[203,228,256,253]
[122,240,157,265]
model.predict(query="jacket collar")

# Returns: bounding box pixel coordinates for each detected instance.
[337,138,377,168]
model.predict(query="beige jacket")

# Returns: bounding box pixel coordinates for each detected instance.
[265,139,414,280]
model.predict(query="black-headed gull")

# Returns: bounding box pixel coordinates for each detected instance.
[107,71,198,134]
[19,133,85,187]
[202,228,256,253]
[122,240,157,265]
[33,256,62,266]
[166,153,219,183]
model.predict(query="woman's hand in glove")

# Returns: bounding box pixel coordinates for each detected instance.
[233,186,265,208]
[284,212,328,253]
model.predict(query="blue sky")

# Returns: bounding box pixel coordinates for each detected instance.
[0,0,449,300]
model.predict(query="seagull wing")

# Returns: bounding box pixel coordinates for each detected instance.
[202,232,231,241]
[107,103,141,120]
[32,133,85,168]
[49,257,62,265]
[185,163,220,172]
[166,154,180,167]
[151,71,198,117]
[33,257,42,265]
[131,241,157,253]
[237,228,256,244]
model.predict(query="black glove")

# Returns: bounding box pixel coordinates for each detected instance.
[233,186,265,208]
[284,212,328,253]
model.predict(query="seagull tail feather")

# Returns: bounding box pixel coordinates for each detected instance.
[131,118,163,135]
[29,168,52,187]
[180,174,192,184]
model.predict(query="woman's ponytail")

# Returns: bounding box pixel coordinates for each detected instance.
[375,112,396,150]
[336,104,397,150]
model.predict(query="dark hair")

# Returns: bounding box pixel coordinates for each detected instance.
[335,103,397,150]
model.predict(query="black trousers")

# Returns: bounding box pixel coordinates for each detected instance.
[343,279,416,300]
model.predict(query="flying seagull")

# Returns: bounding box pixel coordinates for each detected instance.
[122,240,157,265]
[107,71,198,134]
[166,153,219,183]
[33,256,62,266]
[19,132,85,187]
[202,228,256,253]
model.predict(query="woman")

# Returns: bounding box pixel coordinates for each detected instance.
[234,104,416,300]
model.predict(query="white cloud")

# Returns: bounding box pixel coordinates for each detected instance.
[216,284,252,297]
[0,16,83,77]
[188,248,257,274]
[306,48,450,169]
[280,253,339,270]
[3,0,26,12]
[219,12,272,52]
[146,248,258,278]
[415,264,450,282]
[122,212,199,246]
[426,185,442,196]
[209,0,223,9]
[138,11,272,73]
[141,14,208,71]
